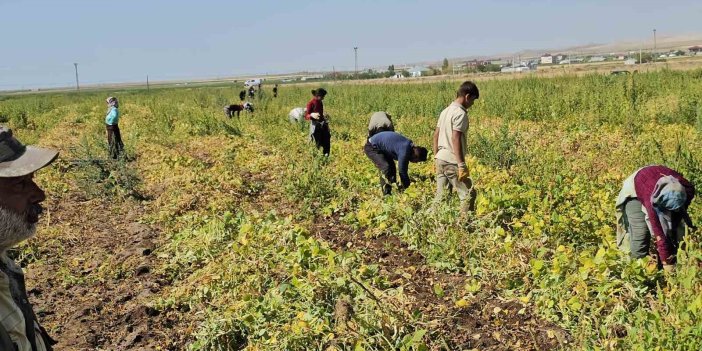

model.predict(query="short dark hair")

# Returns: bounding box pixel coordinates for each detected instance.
[457,81,479,99]
[412,146,428,162]
[314,88,328,97]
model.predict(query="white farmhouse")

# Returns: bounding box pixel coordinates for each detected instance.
[409,66,430,77]
[540,54,553,65]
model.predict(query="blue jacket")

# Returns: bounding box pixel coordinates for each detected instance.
[105,107,119,125]
[369,131,414,188]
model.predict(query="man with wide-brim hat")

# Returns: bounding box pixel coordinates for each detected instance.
[0,126,57,350]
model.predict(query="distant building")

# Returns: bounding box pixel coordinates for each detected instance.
[409,66,430,77]
[589,56,606,62]
[624,59,637,65]
[462,59,491,68]
[559,59,571,65]
[689,46,702,54]
[501,64,533,73]
[300,74,323,81]
[540,54,554,65]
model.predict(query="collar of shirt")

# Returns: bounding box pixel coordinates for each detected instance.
[450,101,467,112]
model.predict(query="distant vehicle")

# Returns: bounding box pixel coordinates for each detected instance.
[610,70,631,76]
[244,79,263,87]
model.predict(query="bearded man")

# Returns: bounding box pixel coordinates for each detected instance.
[0,127,57,351]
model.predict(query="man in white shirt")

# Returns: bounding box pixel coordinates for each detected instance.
[433,81,479,214]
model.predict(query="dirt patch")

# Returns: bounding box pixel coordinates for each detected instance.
[312,216,569,350]
[23,191,193,350]
[235,156,570,350]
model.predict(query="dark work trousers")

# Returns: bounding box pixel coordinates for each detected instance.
[311,120,331,156]
[364,141,396,195]
[106,124,124,159]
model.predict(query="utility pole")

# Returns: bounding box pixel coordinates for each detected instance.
[653,29,657,55]
[639,47,642,65]
[354,46,358,79]
[147,75,150,91]
[73,63,79,91]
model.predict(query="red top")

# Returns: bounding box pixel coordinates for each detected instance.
[305,98,324,121]
[634,165,695,264]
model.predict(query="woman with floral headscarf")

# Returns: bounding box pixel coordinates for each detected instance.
[105,97,124,159]
[616,165,696,272]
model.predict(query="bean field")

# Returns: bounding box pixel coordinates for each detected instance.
[1,69,702,350]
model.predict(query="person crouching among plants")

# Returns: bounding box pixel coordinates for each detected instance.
[0,126,57,350]
[367,111,394,138]
[433,81,479,214]
[364,131,428,196]
[105,97,124,159]
[305,88,331,157]
[616,165,696,273]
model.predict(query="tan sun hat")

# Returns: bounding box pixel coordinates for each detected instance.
[0,126,58,178]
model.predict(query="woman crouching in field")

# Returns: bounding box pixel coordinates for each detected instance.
[105,97,124,159]
[305,88,330,157]
[616,165,696,272]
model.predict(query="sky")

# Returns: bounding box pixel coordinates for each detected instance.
[1,0,701,90]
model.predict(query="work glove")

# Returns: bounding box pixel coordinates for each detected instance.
[310,113,321,120]
[458,163,470,183]
[662,263,675,274]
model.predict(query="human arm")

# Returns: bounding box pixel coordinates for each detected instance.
[451,130,465,165]
[642,202,675,265]
[305,100,315,120]
[432,128,440,155]
[398,144,412,189]
[451,130,469,181]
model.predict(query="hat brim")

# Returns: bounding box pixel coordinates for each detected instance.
[0,146,58,178]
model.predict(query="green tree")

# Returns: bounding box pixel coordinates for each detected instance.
[388,65,395,75]
[477,63,501,73]
[442,58,449,73]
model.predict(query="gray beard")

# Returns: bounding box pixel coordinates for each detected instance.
[0,206,36,253]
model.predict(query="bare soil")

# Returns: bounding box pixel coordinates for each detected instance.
[23,191,192,350]
[313,215,569,350]
[241,167,570,350]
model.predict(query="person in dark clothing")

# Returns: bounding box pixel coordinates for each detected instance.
[273,84,278,98]
[224,102,254,118]
[239,90,246,101]
[305,88,331,156]
[105,97,124,159]
[248,86,255,99]
[364,131,428,195]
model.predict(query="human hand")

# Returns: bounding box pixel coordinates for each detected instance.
[662,263,675,274]
[458,163,470,183]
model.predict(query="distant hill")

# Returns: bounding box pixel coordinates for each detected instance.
[393,33,702,69]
